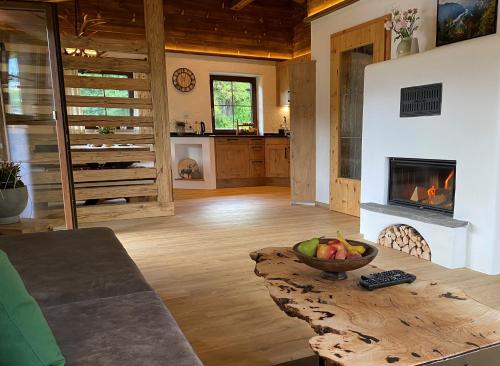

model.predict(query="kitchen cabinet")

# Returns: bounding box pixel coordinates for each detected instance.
[265,138,290,178]
[250,160,266,177]
[215,138,250,179]
[248,138,265,178]
[215,136,289,187]
[276,62,290,107]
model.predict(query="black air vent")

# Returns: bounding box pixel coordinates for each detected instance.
[400,83,442,117]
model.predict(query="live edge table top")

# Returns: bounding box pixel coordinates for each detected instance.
[250,247,500,366]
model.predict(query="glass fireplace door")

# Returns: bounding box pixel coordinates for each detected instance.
[389,158,456,214]
[0,2,76,228]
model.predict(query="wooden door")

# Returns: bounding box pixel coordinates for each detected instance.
[265,141,290,178]
[330,16,391,216]
[289,61,316,205]
[215,142,250,179]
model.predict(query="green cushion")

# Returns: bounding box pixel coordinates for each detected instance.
[0,250,65,366]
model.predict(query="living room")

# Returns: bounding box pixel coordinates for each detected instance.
[1,0,500,366]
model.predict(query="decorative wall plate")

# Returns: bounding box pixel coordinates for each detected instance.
[172,68,196,92]
[178,158,201,180]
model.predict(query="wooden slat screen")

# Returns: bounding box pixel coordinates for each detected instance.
[62,34,173,223]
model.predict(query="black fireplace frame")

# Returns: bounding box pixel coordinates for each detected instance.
[388,158,457,215]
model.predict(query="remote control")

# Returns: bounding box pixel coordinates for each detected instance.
[359,270,416,291]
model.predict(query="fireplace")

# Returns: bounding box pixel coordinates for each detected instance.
[388,158,456,215]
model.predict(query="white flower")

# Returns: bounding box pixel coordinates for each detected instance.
[395,19,406,32]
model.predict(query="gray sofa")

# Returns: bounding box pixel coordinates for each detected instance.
[0,227,203,366]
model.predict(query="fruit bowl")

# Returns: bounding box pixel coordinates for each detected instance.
[292,239,378,280]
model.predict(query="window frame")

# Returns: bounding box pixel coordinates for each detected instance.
[209,75,258,135]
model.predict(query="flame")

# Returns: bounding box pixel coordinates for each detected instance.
[444,171,455,190]
[427,185,437,203]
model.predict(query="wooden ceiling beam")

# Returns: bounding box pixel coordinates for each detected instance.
[230,0,255,11]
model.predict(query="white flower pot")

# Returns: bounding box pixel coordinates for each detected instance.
[0,186,28,224]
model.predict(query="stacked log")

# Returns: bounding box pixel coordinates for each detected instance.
[378,225,431,261]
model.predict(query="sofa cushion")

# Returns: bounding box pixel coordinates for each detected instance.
[44,291,203,366]
[0,228,151,307]
[0,250,65,366]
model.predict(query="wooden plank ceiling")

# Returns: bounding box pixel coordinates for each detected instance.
[56,0,310,60]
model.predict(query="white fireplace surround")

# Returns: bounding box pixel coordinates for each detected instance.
[360,35,500,275]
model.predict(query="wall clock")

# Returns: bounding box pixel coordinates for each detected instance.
[172,68,196,92]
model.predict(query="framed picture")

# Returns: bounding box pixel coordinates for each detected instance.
[436,0,499,47]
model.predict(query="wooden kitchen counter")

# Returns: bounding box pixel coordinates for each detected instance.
[250,247,500,366]
[214,136,290,188]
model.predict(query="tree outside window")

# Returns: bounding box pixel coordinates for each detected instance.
[78,72,133,118]
[210,75,257,134]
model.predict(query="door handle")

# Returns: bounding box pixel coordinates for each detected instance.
[284,147,288,159]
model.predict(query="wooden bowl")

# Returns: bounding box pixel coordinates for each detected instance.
[292,239,378,280]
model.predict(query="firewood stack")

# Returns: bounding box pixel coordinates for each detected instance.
[378,225,431,261]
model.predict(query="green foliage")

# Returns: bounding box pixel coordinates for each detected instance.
[213,80,254,130]
[78,72,132,119]
[0,162,24,190]
[479,2,497,35]
[98,126,115,135]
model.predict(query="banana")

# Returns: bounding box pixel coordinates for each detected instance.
[337,230,366,255]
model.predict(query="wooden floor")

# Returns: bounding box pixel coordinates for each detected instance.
[88,187,500,366]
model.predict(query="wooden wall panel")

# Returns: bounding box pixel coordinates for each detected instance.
[293,20,311,58]
[57,0,311,60]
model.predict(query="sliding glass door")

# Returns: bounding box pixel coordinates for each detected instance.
[0,2,76,228]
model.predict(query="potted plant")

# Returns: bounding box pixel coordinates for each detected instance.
[385,7,421,58]
[98,126,115,147]
[0,161,28,224]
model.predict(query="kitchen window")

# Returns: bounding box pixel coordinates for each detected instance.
[210,75,257,134]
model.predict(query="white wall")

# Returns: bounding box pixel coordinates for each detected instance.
[165,53,289,134]
[311,0,500,204]
[361,36,500,274]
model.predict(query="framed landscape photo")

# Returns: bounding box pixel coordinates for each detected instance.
[436,0,499,47]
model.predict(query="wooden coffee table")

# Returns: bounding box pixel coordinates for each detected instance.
[251,247,500,366]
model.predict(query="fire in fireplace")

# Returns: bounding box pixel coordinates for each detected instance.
[388,158,456,214]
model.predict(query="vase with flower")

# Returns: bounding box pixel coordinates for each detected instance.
[384,7,421,58]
